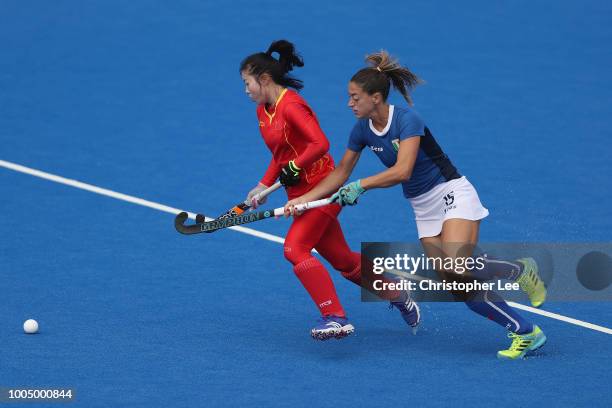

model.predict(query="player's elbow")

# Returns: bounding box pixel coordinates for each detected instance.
[396,167,412,182]
[310,140,329,163]
[321,138,330,152]
[314,139,330,157]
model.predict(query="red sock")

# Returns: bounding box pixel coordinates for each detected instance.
[338,252,362,285]
[294,257,345,317]
[360,256,402,301]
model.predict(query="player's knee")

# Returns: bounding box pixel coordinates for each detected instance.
[340,264,361,283]
[334,252,360,284]
[283,242,311,266]
[330,251,360,273]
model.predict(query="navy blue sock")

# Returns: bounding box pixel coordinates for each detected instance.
[469,255,523,281]
[466,290,533,334]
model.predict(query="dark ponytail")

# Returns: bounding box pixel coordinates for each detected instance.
[240,40,304,90]
[350,50,422,106]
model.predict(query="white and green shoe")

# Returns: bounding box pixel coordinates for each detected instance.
[516,257,547,308]
[497,325,547,360]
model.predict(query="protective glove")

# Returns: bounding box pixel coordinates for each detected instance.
[279,160,301,187]
[246,183,269,208]
[330,180,365,206]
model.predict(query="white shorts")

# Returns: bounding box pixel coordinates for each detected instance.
[408,176,489,238]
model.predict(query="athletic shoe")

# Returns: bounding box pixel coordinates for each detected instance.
[516,258,547,307]
[390,293,421,335]
[497,325,547,360]
[310,315,355,340]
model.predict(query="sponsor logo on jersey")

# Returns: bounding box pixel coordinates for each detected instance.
[444,192,455,206]
[443,191,457,213]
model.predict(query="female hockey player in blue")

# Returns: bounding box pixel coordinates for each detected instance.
[285,51,547,359]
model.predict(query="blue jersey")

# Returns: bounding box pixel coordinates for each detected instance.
[347,105,460,198]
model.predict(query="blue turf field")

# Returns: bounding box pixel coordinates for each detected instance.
[1,1,611,407]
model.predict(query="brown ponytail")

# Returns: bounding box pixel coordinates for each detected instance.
[351,50,422,106]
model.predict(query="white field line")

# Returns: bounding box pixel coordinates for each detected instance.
[508,301,611,334]
[390,270,612,335]
[0,159,284,244]
[2,159,610,335]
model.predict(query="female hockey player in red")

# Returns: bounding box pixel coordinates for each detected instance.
[285,50,547,358]
[240,40,420,340]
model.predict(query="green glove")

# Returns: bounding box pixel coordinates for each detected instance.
[331,180,365,206]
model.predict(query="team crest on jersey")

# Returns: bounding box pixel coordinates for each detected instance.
[392,139,400,152]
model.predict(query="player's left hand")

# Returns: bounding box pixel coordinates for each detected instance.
[279,160,301,187]
[330,180,365,206]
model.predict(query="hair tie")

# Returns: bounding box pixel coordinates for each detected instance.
[376,66,383,72]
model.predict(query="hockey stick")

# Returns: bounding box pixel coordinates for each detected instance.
[216,181,282,220]
[175,198,332,235]
[192,181,282,234]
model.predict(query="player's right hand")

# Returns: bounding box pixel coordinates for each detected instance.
[284,197,308,217]
[246,183,268,209]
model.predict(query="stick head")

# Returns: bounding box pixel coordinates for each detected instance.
[174,212,211,235]
[174,212,193,234]
[175,212,188,225]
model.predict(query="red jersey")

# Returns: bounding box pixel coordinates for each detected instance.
[257,89,335,200]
